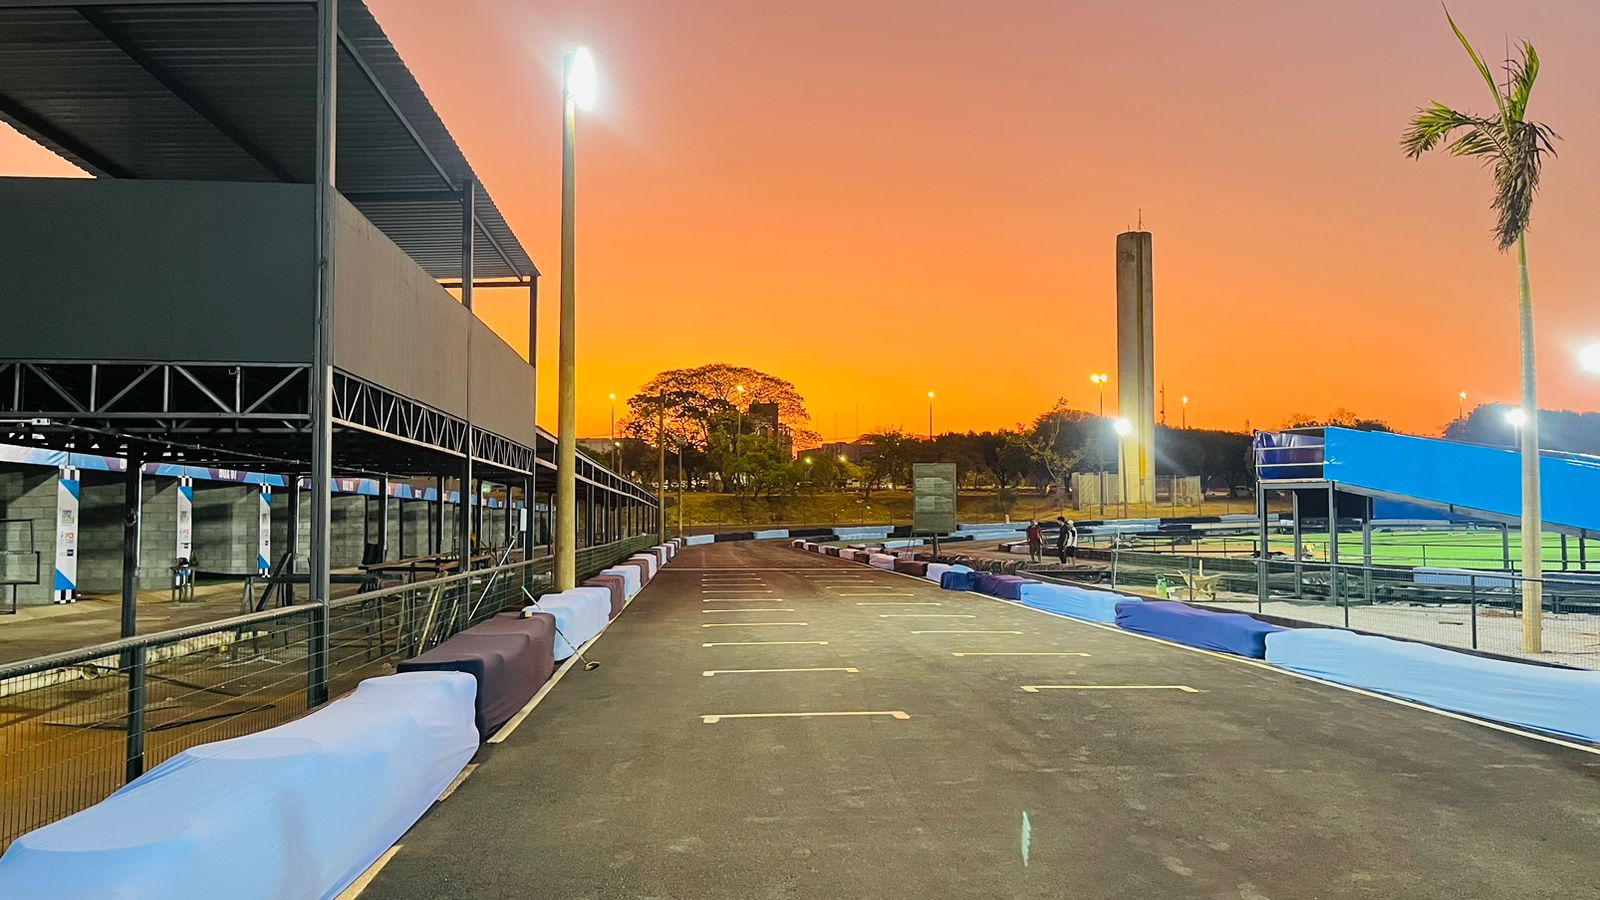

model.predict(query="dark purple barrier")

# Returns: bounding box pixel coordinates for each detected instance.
[893,560,928,577]
[620,559,650,586]
[974,573,1030,600]
[398,611,557,738]
[583,574,627,617]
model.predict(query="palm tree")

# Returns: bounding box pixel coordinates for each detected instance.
[1402,10,1558,652]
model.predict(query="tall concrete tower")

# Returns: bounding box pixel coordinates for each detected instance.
[1116,231,1156,505]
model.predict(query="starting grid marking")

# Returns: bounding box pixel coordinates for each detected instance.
[700,710,910,724]
[1020,685,1199,693]
[911,630,1024,635]
[878,613,975,619]
[702,640,829,647]
[703,598,787,603]
[702,667,859,677]
[951,652,1091,657]
[701,622,808,628]
[702,608,794,613]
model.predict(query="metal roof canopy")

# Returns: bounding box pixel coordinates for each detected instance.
[0,0,535,283]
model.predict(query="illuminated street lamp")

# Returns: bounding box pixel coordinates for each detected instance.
[1181,395,1189,429]
[1113,418,1133,518]
[1089,373,1109,416]
[1459,390,1468,424]
[1580,344,1600,374]
[927,391,935,441]
[555,46,597,591]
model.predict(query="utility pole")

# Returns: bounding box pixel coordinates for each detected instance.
[657,393,667,543]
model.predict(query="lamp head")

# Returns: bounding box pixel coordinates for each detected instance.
[1506,408,1528,428]
[566,48,597,111]
[1580,344,1600,374]
[1113,418,1133,436]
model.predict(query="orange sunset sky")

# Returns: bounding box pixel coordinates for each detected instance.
[4,0,1598,441]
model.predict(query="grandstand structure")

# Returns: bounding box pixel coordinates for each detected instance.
[0,0,658,688]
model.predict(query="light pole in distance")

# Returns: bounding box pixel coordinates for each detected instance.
[1113,418,1133,519]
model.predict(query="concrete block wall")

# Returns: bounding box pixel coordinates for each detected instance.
[193,483,259,574]
[269,491,370,573]
[0,466,57,606]
[398,499,431,557]
[75,474,178,593]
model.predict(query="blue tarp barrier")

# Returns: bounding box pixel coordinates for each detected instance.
[0,672,477,900]
[1115,601,1283,658]
[685,534,714,546]
[753,529,789,540]
[1266,629,1600,743]
[526,588,610,658]
[1017,582,1137,624]
[940,567,979,591]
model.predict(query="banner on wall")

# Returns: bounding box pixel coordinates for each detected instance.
[53,466,79,603]
[175,477,194,585]
[258,485,272,575]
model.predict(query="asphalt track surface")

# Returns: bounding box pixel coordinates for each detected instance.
[362,542,1600,899]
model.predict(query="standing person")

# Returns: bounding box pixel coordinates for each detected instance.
[1025,518,1043,563]
[1054,516,1074,564]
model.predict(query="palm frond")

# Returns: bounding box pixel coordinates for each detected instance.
[1401,102,1485,158]
[1506,40,1540,120]
[1445,8,1507,116]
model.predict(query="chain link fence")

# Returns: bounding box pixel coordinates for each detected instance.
[0,533,656,851]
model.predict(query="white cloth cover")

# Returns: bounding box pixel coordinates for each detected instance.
[526,587,611,658]
[868,553,896,570]
[0,672,477,900]
[924,562,953,583]
[600,565,642,598]
[628,553,659,578]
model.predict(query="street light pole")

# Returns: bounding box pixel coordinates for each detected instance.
[1114,418,1133,520]
[927,391,935,441]
[1181,395,1189,430]
[657,392,666,543]
[1458,391,1467,425]
[554,47,595,592]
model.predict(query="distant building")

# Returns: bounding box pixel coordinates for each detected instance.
[744,401,792,455]
[814,438,873,464]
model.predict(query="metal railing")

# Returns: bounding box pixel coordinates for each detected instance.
[1090,547,1600,670]
[0,533,657,851]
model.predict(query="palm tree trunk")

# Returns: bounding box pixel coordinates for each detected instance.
[1517,233,1543,653]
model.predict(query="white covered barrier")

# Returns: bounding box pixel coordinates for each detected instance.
[868,553,896,570]
[685,534,714,546]
[628,553,659,579]
[600,565,642,599]
[526,587,611,658]
[0,672,477,900]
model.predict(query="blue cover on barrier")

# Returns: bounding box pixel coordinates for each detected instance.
[1017,582,1136,623]
[0,672,477,900]
[1115,601,1283,658]
[940,567,979,591]
[1266,629,1600,743]
[525,587,610,658]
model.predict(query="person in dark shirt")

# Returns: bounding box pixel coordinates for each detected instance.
[1025,519,1043,562]
[1055,516,1077,563]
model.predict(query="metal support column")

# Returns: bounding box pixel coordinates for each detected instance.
[286,477,300,605]
[307,0,338,709]
[433,475,446,553]
[1361,497,1374,603]
[1290,490,1302,598]
[657,397,667,543]
[1501,523,1512,571]
[1255,482,1269,611]
[1560,533,1569,571]
[554,54,580,590]
[459,453,473,566]
[1328,483,1342,623]
[376,475,390,563]
[1581,529,1589,571]
[461,178,476,311]
[523,476,535,558]
[120,460,142,639]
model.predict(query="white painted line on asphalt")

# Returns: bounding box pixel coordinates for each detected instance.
[702,622,808,628]
[489,597,627,745]
[951,652,1092,657]
[337,844,404,899]
[854,601,944,606]
[702,640,830,647]
[702,608,795,613]
[832,592,915,597]
[704,598,787,603]
[1021,685,1199,693]
[911,630,1024,635]
[703,589,775,593]
[702,667,859,677]
[879,613,976,619]
[701,710,910,724]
